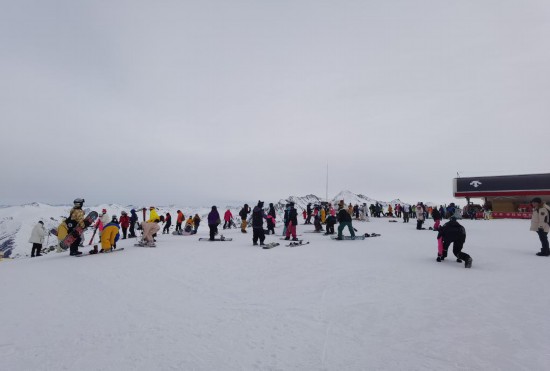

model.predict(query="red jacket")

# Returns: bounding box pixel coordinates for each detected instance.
[224,210,233,222]
[119,215,130,228]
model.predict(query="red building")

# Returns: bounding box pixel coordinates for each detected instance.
[453,173,550,219]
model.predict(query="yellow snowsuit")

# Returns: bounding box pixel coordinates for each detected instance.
[100,223,120,251]
[320,208,326,223]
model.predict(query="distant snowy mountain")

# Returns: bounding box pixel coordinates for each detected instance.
[0,191,438,258]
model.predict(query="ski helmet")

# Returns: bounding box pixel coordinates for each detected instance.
[74,198,85,207]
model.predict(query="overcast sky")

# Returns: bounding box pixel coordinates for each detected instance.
[1,0,549,206]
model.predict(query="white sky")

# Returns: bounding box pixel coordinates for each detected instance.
[1,0,549,206]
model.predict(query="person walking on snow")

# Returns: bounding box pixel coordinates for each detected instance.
[437,216,472,268]
[208,206,221,241]
[29,221,46,257]
[336,201,355,240]
[530,197,550,256]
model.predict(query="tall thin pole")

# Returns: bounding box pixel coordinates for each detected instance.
[326,163,329,202]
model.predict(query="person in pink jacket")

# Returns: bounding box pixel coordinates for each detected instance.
[223,209,233,229]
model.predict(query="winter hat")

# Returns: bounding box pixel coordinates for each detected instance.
[38,221,44,225]
[121,211,127,215]
[258,200,264,208]
[102,209,107,213]
[531,197,542,203]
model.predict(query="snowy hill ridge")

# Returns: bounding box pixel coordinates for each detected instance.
[0,191,432,258]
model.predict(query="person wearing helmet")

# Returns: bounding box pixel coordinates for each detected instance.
[67,198,86,256]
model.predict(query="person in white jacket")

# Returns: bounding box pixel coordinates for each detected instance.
[29,221,46,257]
[530,197,550,256]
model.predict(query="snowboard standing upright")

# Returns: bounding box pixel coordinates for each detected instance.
[60,211,98,250]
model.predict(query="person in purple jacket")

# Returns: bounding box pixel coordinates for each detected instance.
[207,206,221,241]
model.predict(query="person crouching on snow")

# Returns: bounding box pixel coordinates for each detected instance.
[437,217,472,268]
[97,220,120,253]
[141,220,161,246]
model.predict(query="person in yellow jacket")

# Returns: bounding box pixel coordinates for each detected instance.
[147,206,160,223]
[99,220,120,252]
[320,207,326,224]
[56,221,68,253]
[184,216,194,233]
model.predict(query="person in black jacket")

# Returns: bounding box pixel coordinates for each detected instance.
[431,207,441,230]
[252,201,267,245]
[305,203,313,224]
[239,204,251,233]
[284,202,299,241]
[266,203,276,235]
[437,217,473,268]
[336,202,355,240]
[324,214,336,235]
[129,209,139,238]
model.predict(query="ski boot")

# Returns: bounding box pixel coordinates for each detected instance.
[465,257,473,268]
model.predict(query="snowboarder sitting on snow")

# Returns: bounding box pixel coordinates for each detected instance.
[336,201,355,240]
[29,221,46,257]
[184,216,194,233]
[437,217,472,268]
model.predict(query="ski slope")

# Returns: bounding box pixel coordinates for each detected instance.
[1,217,548,370]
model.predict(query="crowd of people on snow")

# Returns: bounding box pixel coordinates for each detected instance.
[26,196,550,267]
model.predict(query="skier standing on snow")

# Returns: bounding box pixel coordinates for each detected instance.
[29,221,46,257]
[252,201,268,246]
[437,216,472,268]
[239,204,251,233]
[208,206,221,241]
[119,211,130,239]
[530,197,550,256]
[336,201,355,240]
[129,209,139,238]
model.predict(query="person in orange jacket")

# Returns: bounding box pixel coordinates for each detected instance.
[176,210,184,232]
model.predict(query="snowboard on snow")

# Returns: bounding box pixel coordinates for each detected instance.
[198,237,233,242]
[59,211,98,251]
[262,242,280,249]
[286,241,310,247]
[172,230,193,236]
[279,238,303,242]
[364,233,381,237]
[330,235,366,240]
[135,241,156,247]
[75,247,125,257]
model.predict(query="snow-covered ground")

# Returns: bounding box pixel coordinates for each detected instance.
[1,216,548,370]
